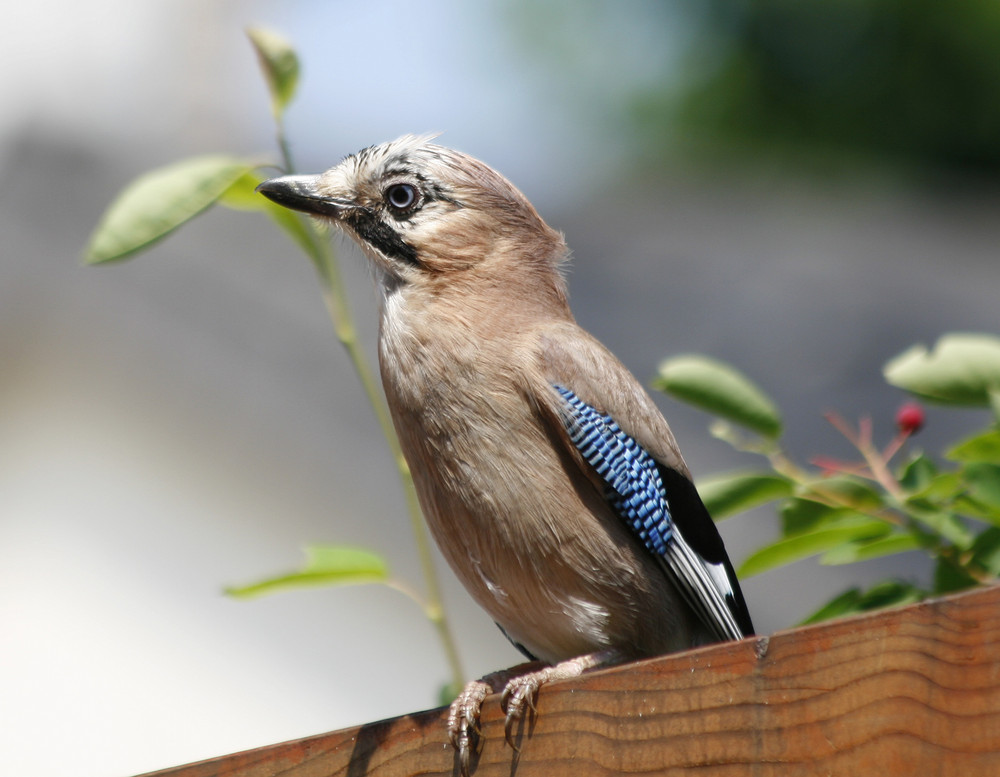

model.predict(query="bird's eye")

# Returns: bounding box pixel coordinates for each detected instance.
[385,183,418,211]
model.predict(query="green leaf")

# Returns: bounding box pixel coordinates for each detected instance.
[804,475,885,511]
[85,156,255,264]
[884,333,1000,406]
[696,472,793,519]
[738,516,891,577]
[990,388,1000,424]
[219,170,317,257]
[933,556,979,594]
[800,580,925,625]
[853,580,925,611]
[970,527,1000,577]
[964,463,1000,509]
[950,462,1000,525]
[780,497,836,535]
[898,453,938,493]
[217,170,269,211]
[654,355,782,437]
[952,495,1000,525]
[225,544,390,599]
[820,532,921,565]
[948,429,1000,464]
[799,588,862,624]
[780,497,871,535]
[247,27,300,118]
[905,500,975,548]
[908,471,963,503]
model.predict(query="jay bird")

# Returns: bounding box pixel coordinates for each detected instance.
[257,135,753,769]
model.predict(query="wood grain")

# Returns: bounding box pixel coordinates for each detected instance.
[139,584,1000,776]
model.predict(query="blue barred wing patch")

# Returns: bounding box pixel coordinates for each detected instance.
[553,385,673,556]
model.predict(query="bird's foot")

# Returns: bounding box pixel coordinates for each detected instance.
[448,651,622,773]
[447,679,489,775]
[498,651,618,746]
[447,662,543,776]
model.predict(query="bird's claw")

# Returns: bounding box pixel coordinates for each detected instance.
[500,675,541,748]
[447,657,607,772]
[447,679,492,775]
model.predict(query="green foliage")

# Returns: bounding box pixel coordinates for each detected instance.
[884,333,1000,406]
[226,545,389,598]
[661,332,1000,623]
[83,29,466,694]
[635,1,1000,175]
[949,429,1000,463]
[799,580,925,625]
[219,169,320,259]
[246,27,300,120]
[655,355,782,438]
[84,156,257,264]
[739,514,891,578]
[509,2,1000,177]
[696,472,793,519]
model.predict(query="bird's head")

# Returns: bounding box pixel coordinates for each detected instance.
[257,135,568,292]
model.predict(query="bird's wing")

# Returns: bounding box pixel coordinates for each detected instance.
[529,322,753,640]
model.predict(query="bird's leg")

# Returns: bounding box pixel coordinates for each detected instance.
[448,661,545,775]
[500,649,624,747]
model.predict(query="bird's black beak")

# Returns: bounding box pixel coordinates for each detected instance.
[256,175,352,218]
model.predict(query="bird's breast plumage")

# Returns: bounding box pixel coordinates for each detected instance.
[376,286,706,662]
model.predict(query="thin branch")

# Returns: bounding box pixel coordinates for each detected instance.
[276,137,466,691]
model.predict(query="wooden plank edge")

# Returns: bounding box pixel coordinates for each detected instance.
[136,583,1000,777]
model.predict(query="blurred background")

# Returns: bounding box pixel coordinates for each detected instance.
[2,1,998,775]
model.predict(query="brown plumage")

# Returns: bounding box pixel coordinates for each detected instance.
[257,135,752,771]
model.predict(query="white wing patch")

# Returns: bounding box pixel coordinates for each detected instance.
[705,560,734,603]
[561,596,612,646]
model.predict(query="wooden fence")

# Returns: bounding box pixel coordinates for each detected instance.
[141,584,1000,776]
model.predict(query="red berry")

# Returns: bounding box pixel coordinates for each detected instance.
[896,402,925,435]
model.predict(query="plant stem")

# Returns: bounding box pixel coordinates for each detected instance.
[276,128,466,690]
[767,447,906,527]
[312,231,466,690]
[274,115,296,179]
[857,438,907,504]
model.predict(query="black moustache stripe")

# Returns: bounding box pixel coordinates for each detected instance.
[345,210,419,267]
